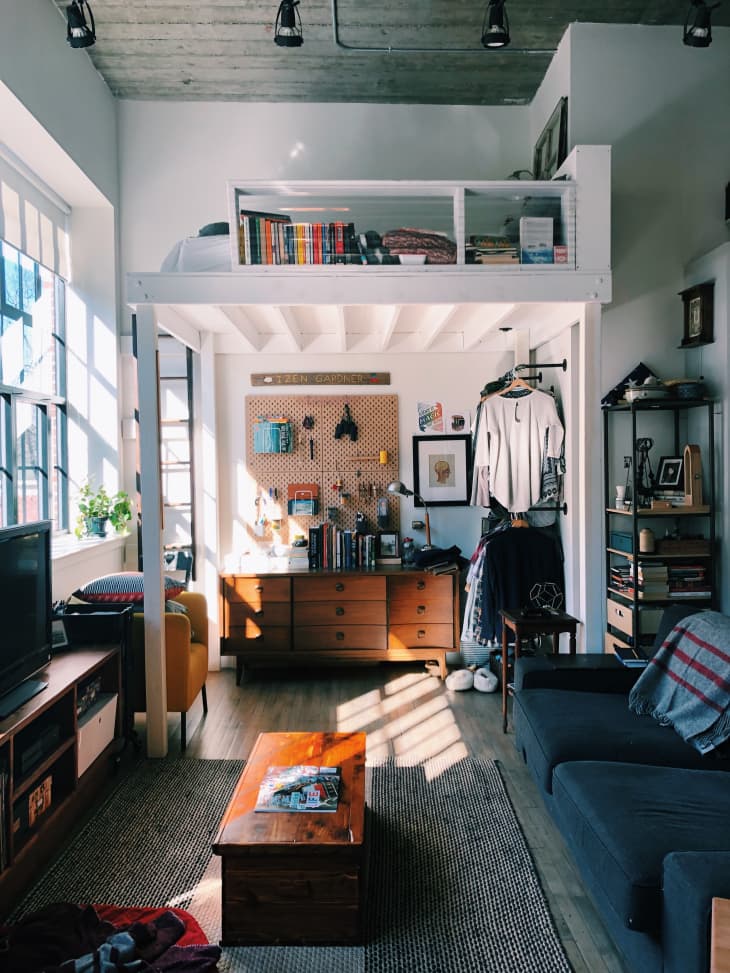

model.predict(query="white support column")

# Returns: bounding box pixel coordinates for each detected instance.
[577,302,603,649]
[197,331,220,669]
[136,305,168,758]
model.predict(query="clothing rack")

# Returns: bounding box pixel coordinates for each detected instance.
[515,358,567,373]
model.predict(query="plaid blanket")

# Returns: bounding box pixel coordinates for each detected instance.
[629,611,730,754]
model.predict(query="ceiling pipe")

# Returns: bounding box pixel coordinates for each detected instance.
[330,0,557,55]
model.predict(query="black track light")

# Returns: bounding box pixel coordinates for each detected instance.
[275,0,303,48]
[481,0,510,49]
[66,0,95,48]
[683,0,720,47]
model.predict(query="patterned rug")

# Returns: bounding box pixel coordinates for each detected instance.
[13,756,572,973]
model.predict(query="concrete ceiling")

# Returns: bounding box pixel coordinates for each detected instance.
[55,0,727,106]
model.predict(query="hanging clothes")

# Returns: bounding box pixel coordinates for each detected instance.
[471,386,564,513]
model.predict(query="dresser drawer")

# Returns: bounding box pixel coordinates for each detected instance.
[606,598,662,638]
[388,573,453,604]
[294,601,386,626]
[223,576,291,609]
[604,631,631,654]
[388,623,455,650]
[388,594,452,625]
[294,625,387,651]
[227,601,291,631]
[222,626,290,654]
[293,576,386,602]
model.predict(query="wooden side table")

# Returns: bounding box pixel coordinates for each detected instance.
[712,897,730,973]
[499,608,579,732]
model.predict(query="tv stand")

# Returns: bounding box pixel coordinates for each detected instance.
[0,678,47,719]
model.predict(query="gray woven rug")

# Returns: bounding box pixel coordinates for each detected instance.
[13,758,245,919]
[14,756,572,973]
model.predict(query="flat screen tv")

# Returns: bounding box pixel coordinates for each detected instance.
[0,520,53,719]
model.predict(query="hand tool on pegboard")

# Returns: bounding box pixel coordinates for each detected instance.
[303,415,315,460]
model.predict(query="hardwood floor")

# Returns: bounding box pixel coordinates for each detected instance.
[136,661,629,973]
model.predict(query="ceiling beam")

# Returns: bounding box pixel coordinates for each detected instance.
[334,306,347,353]
[273,306,303,351]
[152,305,201,353]
[215,305,263,352]
[462,304,516,350]
[380,306,401,351]
[421,304,458,351]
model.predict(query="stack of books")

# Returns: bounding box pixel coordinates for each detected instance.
[667,564,711,598]
[629,562,669,599]
[610,563,631,593]
[466,234,519,265]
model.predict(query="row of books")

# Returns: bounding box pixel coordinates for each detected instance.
[611,561,710,599]
[308,524,377,570]
[238,211,362,266]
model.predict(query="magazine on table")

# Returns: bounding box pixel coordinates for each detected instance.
[254,764,341,812]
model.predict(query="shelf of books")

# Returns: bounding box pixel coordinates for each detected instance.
[226,146,609,275]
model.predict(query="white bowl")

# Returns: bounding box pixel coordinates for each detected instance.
[398,253,427,265]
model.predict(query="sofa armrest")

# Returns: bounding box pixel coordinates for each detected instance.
[514,654,640,693]
[175,591,208,648]
[662,851,730,973]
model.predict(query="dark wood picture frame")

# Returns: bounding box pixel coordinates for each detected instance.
[656,456,684,489]
[533,97,568,180]
[412,434,471,507]
[679,281,714,347]
[376,531,400,558]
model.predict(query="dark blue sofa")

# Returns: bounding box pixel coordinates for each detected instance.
[513,607,730,973]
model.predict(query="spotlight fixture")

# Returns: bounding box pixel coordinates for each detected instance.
[481,0,510,49]
[683,0,719,47]
[387,481,433,549]
[66,0,95,48]
[275,0,303,47]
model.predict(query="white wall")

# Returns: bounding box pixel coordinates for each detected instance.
[215,350,513,565]
[118,101,529,275]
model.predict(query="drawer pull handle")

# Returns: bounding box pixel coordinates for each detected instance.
[336,607,345,616]
[417,605,426,615]
[254,585,263,592]
[336,631,345,640]
[254,609,264,616]
[417,629,426,639]
[616,608,624,617]
[416,581,426,590]
[335,582,345,592]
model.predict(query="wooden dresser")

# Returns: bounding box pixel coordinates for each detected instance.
[220,568,458,682]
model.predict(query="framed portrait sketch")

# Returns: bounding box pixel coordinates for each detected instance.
[412,435,471,507]
[656,456,683,489]
[533,97,568,180]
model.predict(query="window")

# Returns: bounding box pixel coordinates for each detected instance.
[0,242,68,530]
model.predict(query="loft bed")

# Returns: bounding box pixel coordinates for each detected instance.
[126,144,612,757]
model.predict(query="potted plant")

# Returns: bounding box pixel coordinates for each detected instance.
[75,480,133,538]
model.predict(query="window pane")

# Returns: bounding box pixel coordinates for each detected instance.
[2,242,20,310]
[16,400,46,524]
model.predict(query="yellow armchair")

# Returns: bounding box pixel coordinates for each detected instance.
[131,591,209,750]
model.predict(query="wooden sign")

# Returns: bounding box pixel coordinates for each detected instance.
[252,372,390,387]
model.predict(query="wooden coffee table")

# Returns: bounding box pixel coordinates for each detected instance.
[212,730,367,946]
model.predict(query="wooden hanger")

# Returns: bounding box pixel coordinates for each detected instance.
[499,375,534,396]
[510,514,529,527]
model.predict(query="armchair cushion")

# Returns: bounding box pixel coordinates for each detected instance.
[73,571,186,604]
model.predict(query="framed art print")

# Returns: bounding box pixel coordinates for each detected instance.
[412,435,471,506]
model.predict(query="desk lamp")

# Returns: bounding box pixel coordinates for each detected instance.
[387,481,432,550]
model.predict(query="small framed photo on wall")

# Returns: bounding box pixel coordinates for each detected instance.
[412,434,472,506]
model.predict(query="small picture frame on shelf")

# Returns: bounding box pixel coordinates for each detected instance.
[655,456,683,489]
[533,97,568,180]
[376,531,401,564]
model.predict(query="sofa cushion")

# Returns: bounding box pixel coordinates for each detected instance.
[552,762,730,934]
[513,689,722,794]
[73,572,185,603]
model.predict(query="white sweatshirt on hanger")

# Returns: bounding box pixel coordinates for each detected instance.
[471,389,564,512]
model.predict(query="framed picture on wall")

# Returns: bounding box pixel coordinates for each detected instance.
[533,97,568,180]
[412,435,472,506]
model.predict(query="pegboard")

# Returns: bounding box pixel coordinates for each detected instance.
[245,394,399,544]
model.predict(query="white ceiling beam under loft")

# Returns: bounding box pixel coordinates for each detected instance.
[152,305,202,353]
[420,304,458,351]
[214,306,263,352]
[461,304,516,351]
[380,305,401,351]
[334,306,347,353]
[511,302,583,348]
[273,306,303,351]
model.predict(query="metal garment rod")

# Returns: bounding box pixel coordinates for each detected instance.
[515,359,567,372]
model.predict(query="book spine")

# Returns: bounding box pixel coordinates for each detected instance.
[308,527,320,570]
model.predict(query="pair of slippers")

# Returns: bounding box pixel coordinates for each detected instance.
[445,667,499,693]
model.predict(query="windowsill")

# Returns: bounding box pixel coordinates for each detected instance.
[52,532,128,564]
